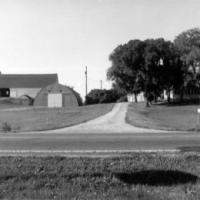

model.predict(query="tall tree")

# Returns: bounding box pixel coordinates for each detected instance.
[107,38,183,106]
[107,40,145,102]
[142,39,164,106]
[174,28,200,89]
[148,39,183,103]
[138,39,181,105]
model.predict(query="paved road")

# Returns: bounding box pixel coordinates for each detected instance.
[0,103,199,155]
[0,132,199,155]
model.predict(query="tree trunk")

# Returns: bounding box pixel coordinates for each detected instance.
[154,96,157,103]
[180,88,184,103]
[146,99,150,107]
[134,93,138,103]
[145,92,150,107]
[167,89,171,104]
[145,82,150,107]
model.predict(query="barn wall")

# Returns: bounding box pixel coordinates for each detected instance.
[10,88,41,98]
[34,93,47,106]
[34,92,78,107]
[34,83,79,107]
[63,93,78,107]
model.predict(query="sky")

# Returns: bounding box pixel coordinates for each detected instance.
[0,0,200,98]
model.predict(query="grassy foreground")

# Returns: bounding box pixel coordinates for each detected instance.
[0,154,199,199]
[126,103,200,131]
[0,103,114,132]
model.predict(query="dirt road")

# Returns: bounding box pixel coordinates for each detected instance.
[42,103,166,134]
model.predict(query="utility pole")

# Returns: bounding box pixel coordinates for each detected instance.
[100,80,102,89]
[85,66,88,98]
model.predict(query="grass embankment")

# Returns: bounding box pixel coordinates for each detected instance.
[0,154,199,199]
[126,103,200,131]
[0,103,114,132]
[0,97,31,110]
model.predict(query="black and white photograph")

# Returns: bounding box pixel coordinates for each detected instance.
[0,0,200,199]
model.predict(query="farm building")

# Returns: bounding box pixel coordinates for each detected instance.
[0,74,58,98]
[34,83,80,107]
[127,91,172,103]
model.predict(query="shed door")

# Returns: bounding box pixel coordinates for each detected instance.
[48,93,62,107]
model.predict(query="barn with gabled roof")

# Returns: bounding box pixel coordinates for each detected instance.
[0,73,58,98]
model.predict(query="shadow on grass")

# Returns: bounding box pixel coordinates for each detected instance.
[179,146,200,152]
[153,100,200,107]
[114,170,198,186]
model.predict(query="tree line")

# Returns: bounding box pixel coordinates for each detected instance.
[107,28,200,106]
[85,89,121,105]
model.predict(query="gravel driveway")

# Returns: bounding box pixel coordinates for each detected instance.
[42,103,166,134]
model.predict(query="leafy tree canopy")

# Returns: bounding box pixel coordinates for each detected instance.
[174,28,200,65]
[174,28,200,87]
[107,38,183,105]
[85,89,120,105]
[107,28,200,105]
[107,40,144,95]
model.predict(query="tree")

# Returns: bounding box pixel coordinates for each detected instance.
[142,39,165,106]
[107,40,145,103]
[148,39,183,103]
[174,28,200,89]
[108,38,184,106]
[85,89,119,105]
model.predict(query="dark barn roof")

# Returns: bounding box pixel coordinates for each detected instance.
[0,74,58,88]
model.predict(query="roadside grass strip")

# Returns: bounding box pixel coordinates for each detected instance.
[0,153,199,199]
[0,149,181,157]
[126,103,200,131]
[0,103,114,132]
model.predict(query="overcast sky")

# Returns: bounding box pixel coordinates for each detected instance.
[0,0,200,98]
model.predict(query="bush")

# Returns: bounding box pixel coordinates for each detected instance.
[85,89,119,105]
[0,97,33,106]
[117,95,128,102]
[2,122,12,132]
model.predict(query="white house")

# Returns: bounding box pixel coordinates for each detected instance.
[127,92,145,102]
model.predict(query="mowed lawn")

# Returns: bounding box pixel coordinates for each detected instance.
[0,103,114,132]
[126,103,200,131]
[0,153,199,200]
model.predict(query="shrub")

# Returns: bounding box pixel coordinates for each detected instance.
[117,95,128,102]
[2,122,12,132]
[85,89,119,105]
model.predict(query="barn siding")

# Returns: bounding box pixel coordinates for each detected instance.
[63,94,78,107]
[34,93,47,106]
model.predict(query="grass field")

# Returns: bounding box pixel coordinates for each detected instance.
[0,153,199,199]
[126,103,200,131]
[0,103,114,132]
[0,97,31,110]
